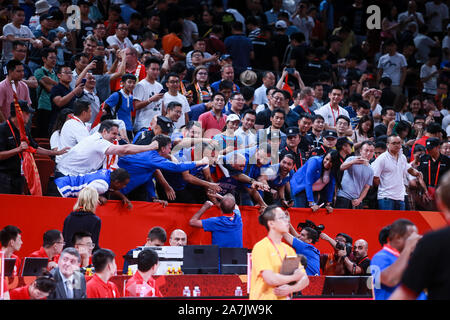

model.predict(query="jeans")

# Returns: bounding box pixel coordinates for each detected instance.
[378,198,406,211]
[335,196,363,209]
[293,191,319,208]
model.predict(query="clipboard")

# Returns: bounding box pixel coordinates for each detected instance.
[280,255,300,285]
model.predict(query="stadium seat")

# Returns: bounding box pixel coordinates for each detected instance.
[34,157,55,195]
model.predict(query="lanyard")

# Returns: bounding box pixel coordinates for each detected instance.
[428,160,441,187]
[330,105,339,126]
[195,82,212,104]
[105,140,118,170]
[180,81,186,95]
[299,104,311,114]
[7,120,22,160]
[266,236,287,264]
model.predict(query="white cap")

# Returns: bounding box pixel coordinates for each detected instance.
[275,20,287,29]
[226,114,241,123]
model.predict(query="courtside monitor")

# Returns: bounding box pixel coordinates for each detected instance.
[21,257,49,276]
[220,247,248,274]
[2,258,16,277]
[182,245,219,274]
[322,276,367,296]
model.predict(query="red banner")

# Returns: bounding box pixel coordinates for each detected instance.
[0,194,447,271]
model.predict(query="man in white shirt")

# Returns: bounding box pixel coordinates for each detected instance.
[253,71,276,109]
[0,6,41,64]
[397,1,425,32]
[133,57,164,132]
[377,39,407,96]
[235,109,257,148]
[56,120,159,177]
[106,22,133,51]
[315,85,349,130]
[420,50,440,96]
[162,73,190,129]
[59,100,91,153]
[371,134,425,210]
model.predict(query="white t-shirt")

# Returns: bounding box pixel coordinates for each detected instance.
[133,79,163,131]
[420,63,438,95]
[425,2,449,32]
[162,92,191,129]
[377,52,408,86]
[106,35,133,50]
[414,33,437,64]
[443,35,450,50]
[371,151,411,201]
[2,23,35,61]
[59,116,91,149]
[315,103,350,128]
[181,19,199,48]
[56,132,113,176]
[253,84,269,106]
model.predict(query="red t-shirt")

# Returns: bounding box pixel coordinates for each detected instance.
[11,253,21,276]
[9,284,31,300]
[86,274,121,299]
[198,111,227,139]
[28,247,60,270]
[411,135,430,161]
[124,271,162,297]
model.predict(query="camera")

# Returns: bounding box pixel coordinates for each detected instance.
[286,67,295,75]
[336,241,352,256]
[297,220,325,235]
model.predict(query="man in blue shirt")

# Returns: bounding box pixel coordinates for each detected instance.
[104,73,138,142]
[118,134,209,201]
[223,22,254,76]
[370,218,424,300]
[189,193,243,248]
[283,222,321,276]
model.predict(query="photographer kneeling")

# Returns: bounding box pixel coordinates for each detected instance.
[283,218,321,276]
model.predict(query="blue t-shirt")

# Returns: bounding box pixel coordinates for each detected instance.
[370,247,427,300]
[292,237,321,276]
[213,133,243,152]
[202,208,243,248]
[105,91,134,131]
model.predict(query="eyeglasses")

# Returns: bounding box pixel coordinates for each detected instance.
[56,241,66,246]
[275,214,289,221]
[168,80,179,84]
[118,27,128,31]
[197,72,208,75]
[272,96,284,101]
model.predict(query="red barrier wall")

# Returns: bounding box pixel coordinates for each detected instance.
[0,194,447,269]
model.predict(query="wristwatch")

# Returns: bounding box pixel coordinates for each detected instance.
[309,202,317,207]
[249,178,255,184]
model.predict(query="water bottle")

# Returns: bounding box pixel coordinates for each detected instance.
[234,286,243,297]
[193,286,201,297]
[182,286,191,297]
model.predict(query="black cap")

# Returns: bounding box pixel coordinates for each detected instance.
[156,115,174,134]
[40,13,55,22]
[286,126,300,137]
[426,137,440,149]
[336,136,353,149]
[322,130,338,139]
[10,100,35,116]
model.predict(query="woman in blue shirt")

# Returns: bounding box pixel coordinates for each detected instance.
[290,149,340,212]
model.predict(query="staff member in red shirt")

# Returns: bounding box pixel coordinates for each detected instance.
[86,248,121,299]
[125,248,162,297]
[9,273,56,300]
[0,225,23,276]
[29,229,64,270]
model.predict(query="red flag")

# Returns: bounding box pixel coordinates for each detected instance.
[92,102,105,129]
[12,89,42,196]
[282,74,293,96]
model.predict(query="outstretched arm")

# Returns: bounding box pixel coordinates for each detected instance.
[189,200,213,228]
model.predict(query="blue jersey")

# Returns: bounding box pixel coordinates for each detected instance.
[266,163,294,189]
[292,237,321,276]
[55,169,111,197]
[202,208,243,248]
[118,150,196,198]
[371,246,427,300]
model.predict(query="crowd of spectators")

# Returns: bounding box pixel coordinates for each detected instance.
[1,0,450,300]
